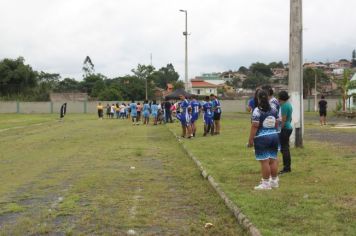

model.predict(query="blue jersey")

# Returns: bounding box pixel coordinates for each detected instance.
[143,103,150,117]
[151,104,159,115]
[190,100,201,114]
[179,99,190,113]
[211,99,221,114]
[130,103,137,116]
[203,102,213,125]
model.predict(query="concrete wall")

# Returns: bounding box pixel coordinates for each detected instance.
[0,98,340,114]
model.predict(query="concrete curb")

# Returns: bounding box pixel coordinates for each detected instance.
[167,127,262,236]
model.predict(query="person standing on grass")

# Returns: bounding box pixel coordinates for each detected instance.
[247,89,261,113]
[210,94,222,135]
[137,102,142,122]
[177,94,193,138]
[202,96,214,136]
[318,95,327,126]
[190,95,201,137]
[115,103,120,119]
[110,104,115,119]
[130,100,138,125]
[262,85,280,111]
[164,98,173,123]
[106,103,111,118]
[151,100,159,125]
[119,103,126,119]
[60,103,67,120]
[248,90,280,190]
[97,102,104,119]
[142,100,150,125]
[278,91,293,175]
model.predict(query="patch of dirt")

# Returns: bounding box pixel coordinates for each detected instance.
[305,129,356,151]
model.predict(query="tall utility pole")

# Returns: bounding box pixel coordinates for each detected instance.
[314,69,317,112]
[180,9,188,92]
[289,0,303,147]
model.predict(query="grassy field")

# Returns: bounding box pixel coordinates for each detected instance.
[0,114,243,235]
[170,112,356,236]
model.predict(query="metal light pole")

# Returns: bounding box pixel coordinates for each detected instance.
[289,0,304,147]
[179,9,188,92]
[314,69,317,112]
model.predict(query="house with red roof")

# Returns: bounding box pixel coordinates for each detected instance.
[190,79,219,96]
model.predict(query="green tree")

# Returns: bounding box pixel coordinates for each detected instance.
[0,57,38,96]
[332,69,351,111]
[268,61,284,69]
[98,87,122,101]
[81,73,106,96]
[151,63,179,88]
[303,68,329,97]
[55,78,81,92]
[242,74,269,89]
[250,62,273,77]
[172,80,185,90]
[238,66,249,74]
[82,56,95,77]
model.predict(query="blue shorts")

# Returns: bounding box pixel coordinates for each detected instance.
[191,113,199,123]
[204,115,213,125]
[152,112,158,118]
[177,112,191,126]
[254,133,279,161]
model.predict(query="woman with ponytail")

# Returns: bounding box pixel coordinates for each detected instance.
[248,90,280,190]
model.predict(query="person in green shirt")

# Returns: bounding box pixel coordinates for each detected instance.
[278,91,293,174]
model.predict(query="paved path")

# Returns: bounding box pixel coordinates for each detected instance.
[0,116,242,235]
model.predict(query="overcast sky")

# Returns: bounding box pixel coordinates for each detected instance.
[0,0,355,80]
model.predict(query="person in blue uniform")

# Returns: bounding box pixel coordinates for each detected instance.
[142,100,151,125]
[210,94,222,135]
[151,100,159,125]
[202,96,214,136]
[190,95,201,137]
[130,100,138,125]
[177,94,193,138]
[248,90,280,190]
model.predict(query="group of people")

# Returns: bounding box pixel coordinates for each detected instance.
[96,101,169,125]
[176,94,222,139]
[247,85,293,190]
[95,94,222,137]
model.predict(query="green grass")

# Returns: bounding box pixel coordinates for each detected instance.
[0,113,58,130]
[169,112,356,236]
[0,114,243,235]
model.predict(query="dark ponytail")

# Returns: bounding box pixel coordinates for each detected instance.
[257,90,271,112]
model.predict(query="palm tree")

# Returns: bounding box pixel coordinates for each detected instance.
[334,69,351,112]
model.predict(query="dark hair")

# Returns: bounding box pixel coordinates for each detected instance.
[210,94,215,97]
[131,99,135,103]
[321,95,325,99]
[261,85,274,96]
[153,100,157,105]
[137,102,140,105]
[205,96,210,101]
[144,100,148,104]
[257,90,271,112]
[253,88,261,109]
[278,91,290,101]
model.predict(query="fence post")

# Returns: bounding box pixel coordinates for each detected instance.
[16,101,20,114]
[307,97,311,112]
[84,100,87,113]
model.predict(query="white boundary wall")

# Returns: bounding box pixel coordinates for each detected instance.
[0,99,339,114]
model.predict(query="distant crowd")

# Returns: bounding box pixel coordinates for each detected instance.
[95,94,222,138]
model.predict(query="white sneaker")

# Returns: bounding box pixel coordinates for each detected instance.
[269,177,279,188]
[254,180,272,190]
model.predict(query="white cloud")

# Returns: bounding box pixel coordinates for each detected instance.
[0,0,355,80]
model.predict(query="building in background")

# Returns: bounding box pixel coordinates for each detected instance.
[190,79,219,96]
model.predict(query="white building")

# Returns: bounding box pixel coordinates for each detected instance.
[190,79,218,96]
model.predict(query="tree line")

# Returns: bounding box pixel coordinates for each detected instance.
[0,56,183,101]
